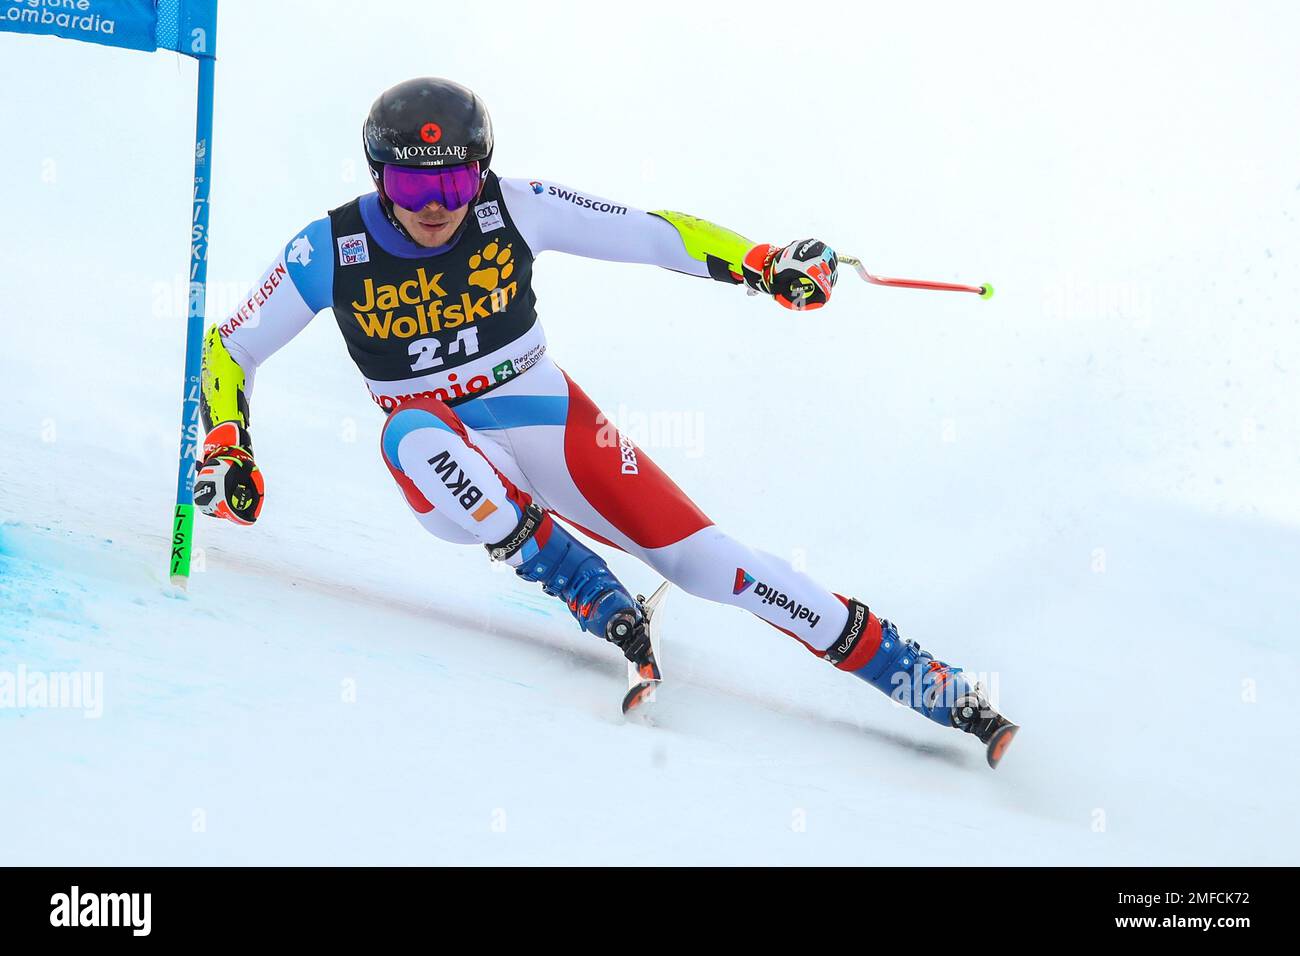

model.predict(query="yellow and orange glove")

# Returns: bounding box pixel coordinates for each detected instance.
[194,422,265,525]
[742,239,839,310]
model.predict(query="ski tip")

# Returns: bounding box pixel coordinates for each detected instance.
[986,723,1019,769]
[621,681,656,715]
[642,580,671,615]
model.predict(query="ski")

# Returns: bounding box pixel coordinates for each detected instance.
[621,581,670,715]
[985,721,1019,769]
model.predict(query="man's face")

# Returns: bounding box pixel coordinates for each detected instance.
[391,199,470,248]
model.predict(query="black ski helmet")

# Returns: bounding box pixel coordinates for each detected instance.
[363,77,494,210]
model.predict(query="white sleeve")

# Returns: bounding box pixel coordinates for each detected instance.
[498,177,710,278]
[216,255,315,378]
[215,217,334,387]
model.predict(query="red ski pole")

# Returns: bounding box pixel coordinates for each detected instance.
[838,255,994,300]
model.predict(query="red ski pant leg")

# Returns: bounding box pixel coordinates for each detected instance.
[494,362,849,650]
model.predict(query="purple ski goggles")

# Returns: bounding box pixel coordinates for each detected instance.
[382,161,482,212]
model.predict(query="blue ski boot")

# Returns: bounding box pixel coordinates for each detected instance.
[827,599,1019,767]
[485,503,652,664]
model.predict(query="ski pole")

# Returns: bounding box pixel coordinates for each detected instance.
[838,255,994,300]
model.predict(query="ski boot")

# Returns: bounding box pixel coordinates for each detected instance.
[828,600,1019,768]
[952,690,1019,769]
[486,503,653,666]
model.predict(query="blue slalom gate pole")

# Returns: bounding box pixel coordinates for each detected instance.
[170,50,216,587]
[2,0,221,586]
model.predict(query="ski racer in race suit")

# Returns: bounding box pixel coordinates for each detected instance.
[197,78,1015,762]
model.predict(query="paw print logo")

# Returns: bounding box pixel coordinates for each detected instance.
[468,241,514,292]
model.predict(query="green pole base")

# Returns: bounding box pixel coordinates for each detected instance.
[170,503,194,586]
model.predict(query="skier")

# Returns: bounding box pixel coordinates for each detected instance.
[196,77,1017,766]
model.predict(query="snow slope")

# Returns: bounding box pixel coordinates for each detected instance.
[2,0,1298,864]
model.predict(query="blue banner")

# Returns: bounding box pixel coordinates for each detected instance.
[1,0,158,52]
[0,0,216,59]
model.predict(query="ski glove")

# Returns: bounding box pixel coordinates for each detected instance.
[742,238,839,310]
[195,421,265,525]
